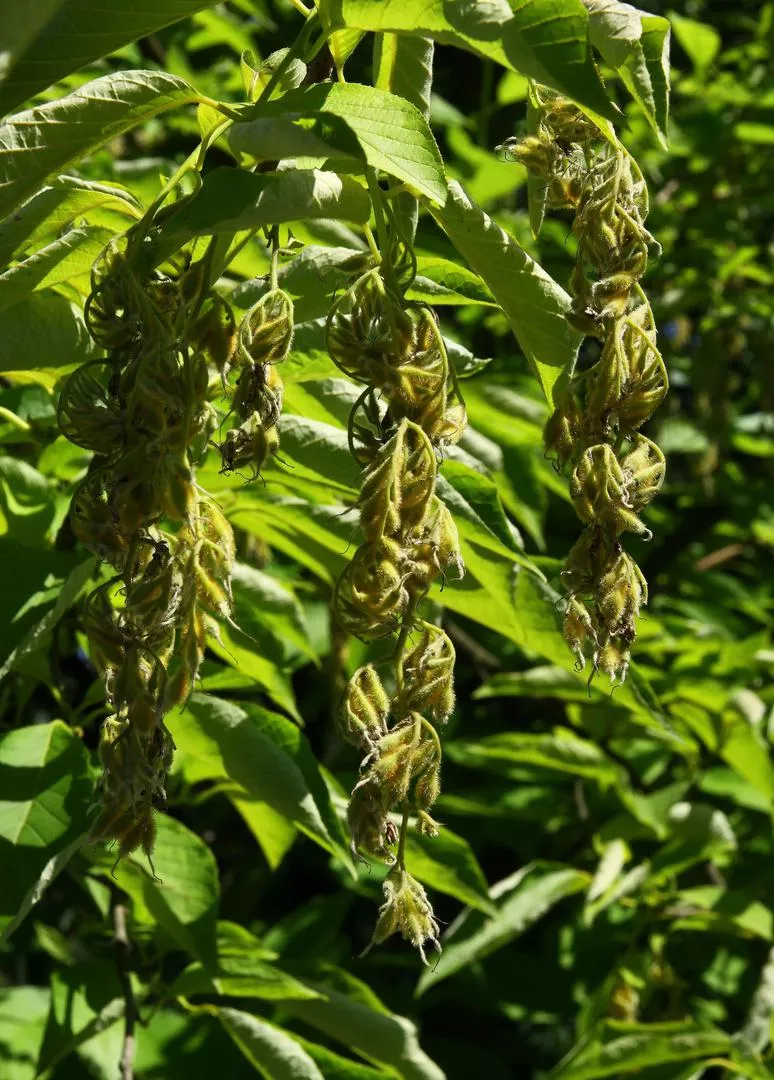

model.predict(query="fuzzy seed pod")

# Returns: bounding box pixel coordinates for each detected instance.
[358,420,437,543]
[363,867,441,965]
[394,628,456,725]
[338,665,391,753]
[237,289,295,367]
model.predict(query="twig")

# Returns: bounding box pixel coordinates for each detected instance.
[695,543,745,571]
[112,893,138,1080]
[574,778,589,821]
[445,620,500,672]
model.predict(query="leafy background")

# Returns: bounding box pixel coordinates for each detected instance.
[0,1,773,1078]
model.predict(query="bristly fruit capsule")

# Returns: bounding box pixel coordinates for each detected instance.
[337,665,391,754]
[362,866,441,965]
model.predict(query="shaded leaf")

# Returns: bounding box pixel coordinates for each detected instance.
[0,225,111,309]
[404,821,495,915]
[103,814,219,969]
[169,694,353,869]
[0,176,139,268]
[284,974,444,1080]
[156,167,371,257]
[418,863,588,992]
[0,0,222,117]
[0,291,97,380]
[215,1007,326,1080]
[446,729,623,784]
[170,921,320,1003]
[246,82,447,203]
[0,985,50,1080]
[547,1022,731,1078]
[582,1,671,143]
[0,721,92,942]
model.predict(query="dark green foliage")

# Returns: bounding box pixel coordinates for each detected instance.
[0,1,772,1078]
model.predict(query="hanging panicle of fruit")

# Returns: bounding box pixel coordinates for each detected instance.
[499,86,667,685]
[327,186,466,961]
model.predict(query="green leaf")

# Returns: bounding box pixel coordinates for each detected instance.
[374,34,434,118]
[446,729,623,784]
[671,886,774,942]
[0,721,92,943]
[719,709,774,802]
[228,114,364,164]
[0,70,199,222]
[427,180,580,405]
[37,961,126,1075]
[296,1039,391,1080]
[0,556,96,681]
[404,821,495,915]
[582,1,671,143]
[0,176,139,268]
[547,1022,731,1078]
[475,665,593,702]
[214,1007,326,1080]
[232,798,297,870]
[206,631,301,722]
[0,225,111,309]
[0,985,50,1080]
[275,413,362,495]
[646,801,736,885]
[742,946,774,1054]
[319,0,616,121]
[0,0,222,117]
[438,460,525,561]
[0,291,97,382]
[417,864,588,992]
[155,167,371,256]
[373,33,433,242]
[104,814,219,969]
[620,16,671,148]
[585,839,629,906]
[409,254,496,306]
[229,561,317,666]
[243,82,447,204]
[668,11,721,73]
[169,694,353,869]
[229,495,352,586]
[283,974,445,1080]
[170,921,320,1003]
[1,836,87,948]
[328,29,366,76]
[129,1006,249,1076]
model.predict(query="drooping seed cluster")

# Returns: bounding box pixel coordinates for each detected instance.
[326,244,466,961]
[219,287,293,477]
[500,87,668,684]
[58,236,278,861]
